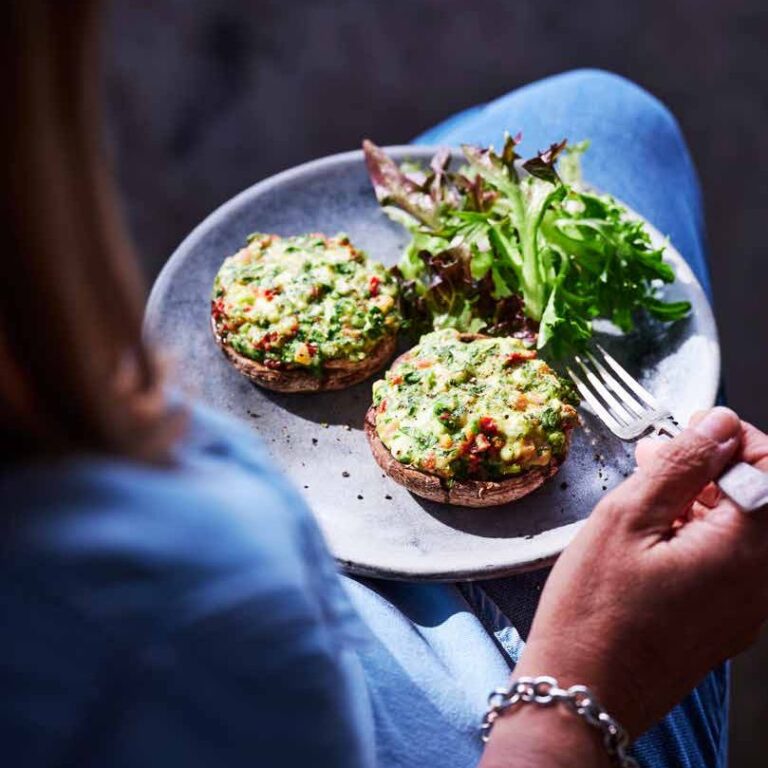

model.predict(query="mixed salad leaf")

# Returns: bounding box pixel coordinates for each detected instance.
[363,136,690,357]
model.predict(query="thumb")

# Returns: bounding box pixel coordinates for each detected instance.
[612,407,741,529]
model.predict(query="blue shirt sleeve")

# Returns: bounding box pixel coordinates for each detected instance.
[0,404,374,768]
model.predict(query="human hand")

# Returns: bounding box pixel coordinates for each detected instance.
[512,407,768,739]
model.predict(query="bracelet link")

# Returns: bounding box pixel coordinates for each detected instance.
[481,676,639,768]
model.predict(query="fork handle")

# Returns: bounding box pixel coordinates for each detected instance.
[716,462,768,513]
[656,422,768,513]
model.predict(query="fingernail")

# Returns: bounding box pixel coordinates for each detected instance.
[694,407,739,443]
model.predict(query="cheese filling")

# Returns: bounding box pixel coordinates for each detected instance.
[212,233,400,369]
[372,329,579,480]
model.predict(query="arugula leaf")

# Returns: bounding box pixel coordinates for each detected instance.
[644,297,693,321]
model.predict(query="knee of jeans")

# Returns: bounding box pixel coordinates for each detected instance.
[554,68,685,148]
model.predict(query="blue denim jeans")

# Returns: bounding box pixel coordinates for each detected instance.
[345,69,727,768]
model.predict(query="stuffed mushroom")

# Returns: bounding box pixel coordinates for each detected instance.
[211,233,400,392]
[366,329,579,506]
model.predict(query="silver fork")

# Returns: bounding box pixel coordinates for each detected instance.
[567,344,768,512]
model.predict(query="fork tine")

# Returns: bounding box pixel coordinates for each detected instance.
[595,344,660,408]
[585,351,646,417]
[574,355,635,425]
[566,365,623,435]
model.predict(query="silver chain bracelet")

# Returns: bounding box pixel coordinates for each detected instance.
[481,675,639,768]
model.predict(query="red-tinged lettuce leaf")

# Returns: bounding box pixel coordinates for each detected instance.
[363,139,441,229]
[427,147,462,210]
[461,139,519,197]
[522,139,568,184]
[501,132,523,167]
[476,291,538,342]
[394,242,538,342]
[424,246,475,291]
[454,173,498,212]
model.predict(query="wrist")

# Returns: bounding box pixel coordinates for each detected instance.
[513,641,647,739]
[482,694,611,768]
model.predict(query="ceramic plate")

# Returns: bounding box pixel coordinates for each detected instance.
[145,147,719,581]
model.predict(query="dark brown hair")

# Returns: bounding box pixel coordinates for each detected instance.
[0,1,182,463]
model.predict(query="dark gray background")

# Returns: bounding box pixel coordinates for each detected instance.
[105,0,767,763]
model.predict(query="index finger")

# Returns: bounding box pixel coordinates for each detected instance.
[687,412,768,471]
[738,421,768,471]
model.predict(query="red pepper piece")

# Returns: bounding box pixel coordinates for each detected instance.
[478,416,498,435]
[504,349,537,366]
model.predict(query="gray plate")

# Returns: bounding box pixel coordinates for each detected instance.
[145,146,719,581]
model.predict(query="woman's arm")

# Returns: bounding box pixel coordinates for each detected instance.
[480,408,768,767]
